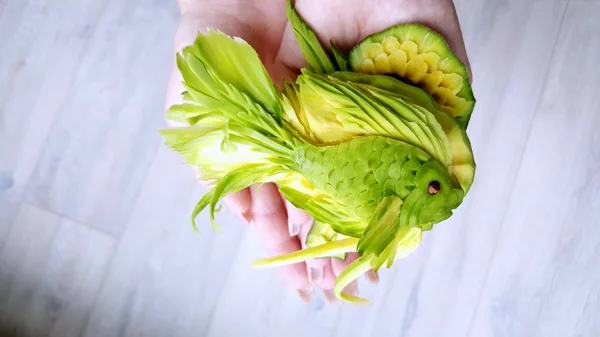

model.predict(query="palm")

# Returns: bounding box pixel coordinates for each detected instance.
[167,0,469,302]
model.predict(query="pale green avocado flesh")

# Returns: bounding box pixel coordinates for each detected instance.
[348,24,475,129]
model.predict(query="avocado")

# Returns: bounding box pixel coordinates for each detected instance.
[348,24,475,129]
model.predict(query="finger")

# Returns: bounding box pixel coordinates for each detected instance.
[283,199,312,238]
[331,252,358,274]
[189,166,252,226]
[323,289,338,303]
[331,251,379,285]
[305,255,330,286]
[224,188,252,225]
[365,269,380,284]
[441,0,473,83]
[331,252,360,297]
[312,260,336,290]
[273,21,305,81]
[294,207,330,284]
[249,183,313,300]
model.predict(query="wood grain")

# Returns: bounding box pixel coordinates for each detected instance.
[0,203,61,336]
[468,3,600,336]
[83,146,246,337]
[0,0,109,248]
[23,0,179,237]
[0,203,114,337]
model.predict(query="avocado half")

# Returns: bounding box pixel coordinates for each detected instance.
[348,24,475,130]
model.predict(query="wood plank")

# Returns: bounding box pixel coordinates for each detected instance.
[0,0,109,248]
[23,0,179,237]
[0,203,61,336]
[0,0,51,255]
[83,146,245,337]
[204,225,349,337]
[0,203,115,337]
[468,3,600,336]
[41,219,115,337]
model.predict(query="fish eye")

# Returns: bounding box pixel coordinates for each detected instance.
[428,181,441,195]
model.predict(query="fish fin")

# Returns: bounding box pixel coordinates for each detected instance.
[207,165,285,230]
[179,29,282,120]
[357,195,403,259]
[371,226,423,271]
[330,40,348,71]
[286,0,336,73]
[252,238,359,268]
[306,220,348,260]
[191,190,215,233]
[188,164,286,232]
[333,255,374,305]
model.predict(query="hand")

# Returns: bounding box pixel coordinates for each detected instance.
[165,0,471,303]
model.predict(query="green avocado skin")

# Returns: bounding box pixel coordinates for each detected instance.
[347,23,476,129]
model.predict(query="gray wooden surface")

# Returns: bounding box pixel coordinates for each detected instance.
[1,0,599,336]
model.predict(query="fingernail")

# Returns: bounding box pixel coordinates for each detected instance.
[308,267,323,283]
[288,220,300,236]
[344,282,359,297]
[297,287,315,303]
[242,212,252,225]
[323,289,338,303]
[366,270,379,284]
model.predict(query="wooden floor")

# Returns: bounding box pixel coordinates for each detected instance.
[1,0,599,336]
